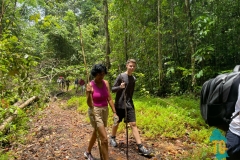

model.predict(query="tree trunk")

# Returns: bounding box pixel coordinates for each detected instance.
[78,25,90,82]
[0,96,39,132]
[103,0,111,69]
[185,0,196,89]
[157,0,163,87]
[0,0,5,38]
[124,19,128,62]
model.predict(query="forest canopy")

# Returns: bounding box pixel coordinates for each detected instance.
[1,0,240,101]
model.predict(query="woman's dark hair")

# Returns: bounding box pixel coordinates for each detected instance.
[91,64,108,77]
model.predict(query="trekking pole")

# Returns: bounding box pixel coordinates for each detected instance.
[119,65,129,160]
[78,24,103,160]
[124,88,128,160]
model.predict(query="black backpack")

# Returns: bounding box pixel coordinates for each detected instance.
[200,65,240,131]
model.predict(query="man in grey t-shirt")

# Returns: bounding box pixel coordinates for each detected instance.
[109,59,152,156]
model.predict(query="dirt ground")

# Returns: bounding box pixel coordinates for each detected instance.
[10,91,195,160]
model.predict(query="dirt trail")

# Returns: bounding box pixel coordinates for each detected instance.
[11,93,190,160]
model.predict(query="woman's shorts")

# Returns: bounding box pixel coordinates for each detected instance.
[88,106,108,127]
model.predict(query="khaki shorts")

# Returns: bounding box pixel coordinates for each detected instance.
[88,106,108,127]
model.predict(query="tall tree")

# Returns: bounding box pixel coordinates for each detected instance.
[103,0,111,69]
[185,0,196,89]
[0,0,4,38]
[157,0,163,88]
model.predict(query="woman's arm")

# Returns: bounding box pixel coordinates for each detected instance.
[86,83,93,108]
[105,80,117,114]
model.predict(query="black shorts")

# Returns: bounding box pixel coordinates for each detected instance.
[116,108,136,123]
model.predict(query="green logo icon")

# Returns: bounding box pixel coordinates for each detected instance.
[210,129,228,160]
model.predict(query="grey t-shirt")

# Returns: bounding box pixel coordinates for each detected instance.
[112,72,136,109]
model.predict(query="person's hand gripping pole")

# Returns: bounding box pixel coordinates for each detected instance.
[120,81,126,89]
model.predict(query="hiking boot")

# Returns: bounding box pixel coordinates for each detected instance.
[138,146,152,156]
[84,152,94,160]
[110,136,117,147]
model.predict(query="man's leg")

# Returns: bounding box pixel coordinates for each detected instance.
[127,108,141,144]
[110,109,125,147]
[129,122,152,155]
[110,123,119,147]
[129,122,141,144]
[128,109,152,156]
[111,123,119,137]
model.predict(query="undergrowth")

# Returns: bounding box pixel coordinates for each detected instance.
[0,81,53,160]
[75,94,221,159]
[0,101,47,160]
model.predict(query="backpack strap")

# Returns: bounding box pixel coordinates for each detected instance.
[225,111,240,124]
[231,111,240,120]
[233,65,240,72]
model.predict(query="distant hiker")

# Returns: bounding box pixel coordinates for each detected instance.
[57,77,63,88]
[61,77,65,90]
[57,76,65,90]
[84,64,118,160]
[79,78,85,95]
[109,59,153,156]
[74,78,78,89]
[226,84,240,160]
[65,79,70,91]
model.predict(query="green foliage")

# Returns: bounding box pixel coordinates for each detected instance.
[133,95,216,158]
[0,20,48,109]
[1,0,240,158]
[75,96,90,122]
[66,96,80,109]
[136,96,205,139]
[183,144,214,160]
[0,103,42,157]
[75,94,218,158]
[0,2,52,156]
[0,152,13,160]
[2,0,240,98]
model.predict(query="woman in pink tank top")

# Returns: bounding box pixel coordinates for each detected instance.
[84,64,118,160]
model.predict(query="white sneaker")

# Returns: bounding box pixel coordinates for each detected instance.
[84,152,94,160]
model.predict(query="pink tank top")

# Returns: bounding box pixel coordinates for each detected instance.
[91,80,109,107]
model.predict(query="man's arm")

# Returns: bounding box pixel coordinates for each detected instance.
[112,74,122,92]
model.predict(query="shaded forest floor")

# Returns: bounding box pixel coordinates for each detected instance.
[10,89,200,160]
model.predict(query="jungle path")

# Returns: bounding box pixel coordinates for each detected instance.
[11,92,192,160]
